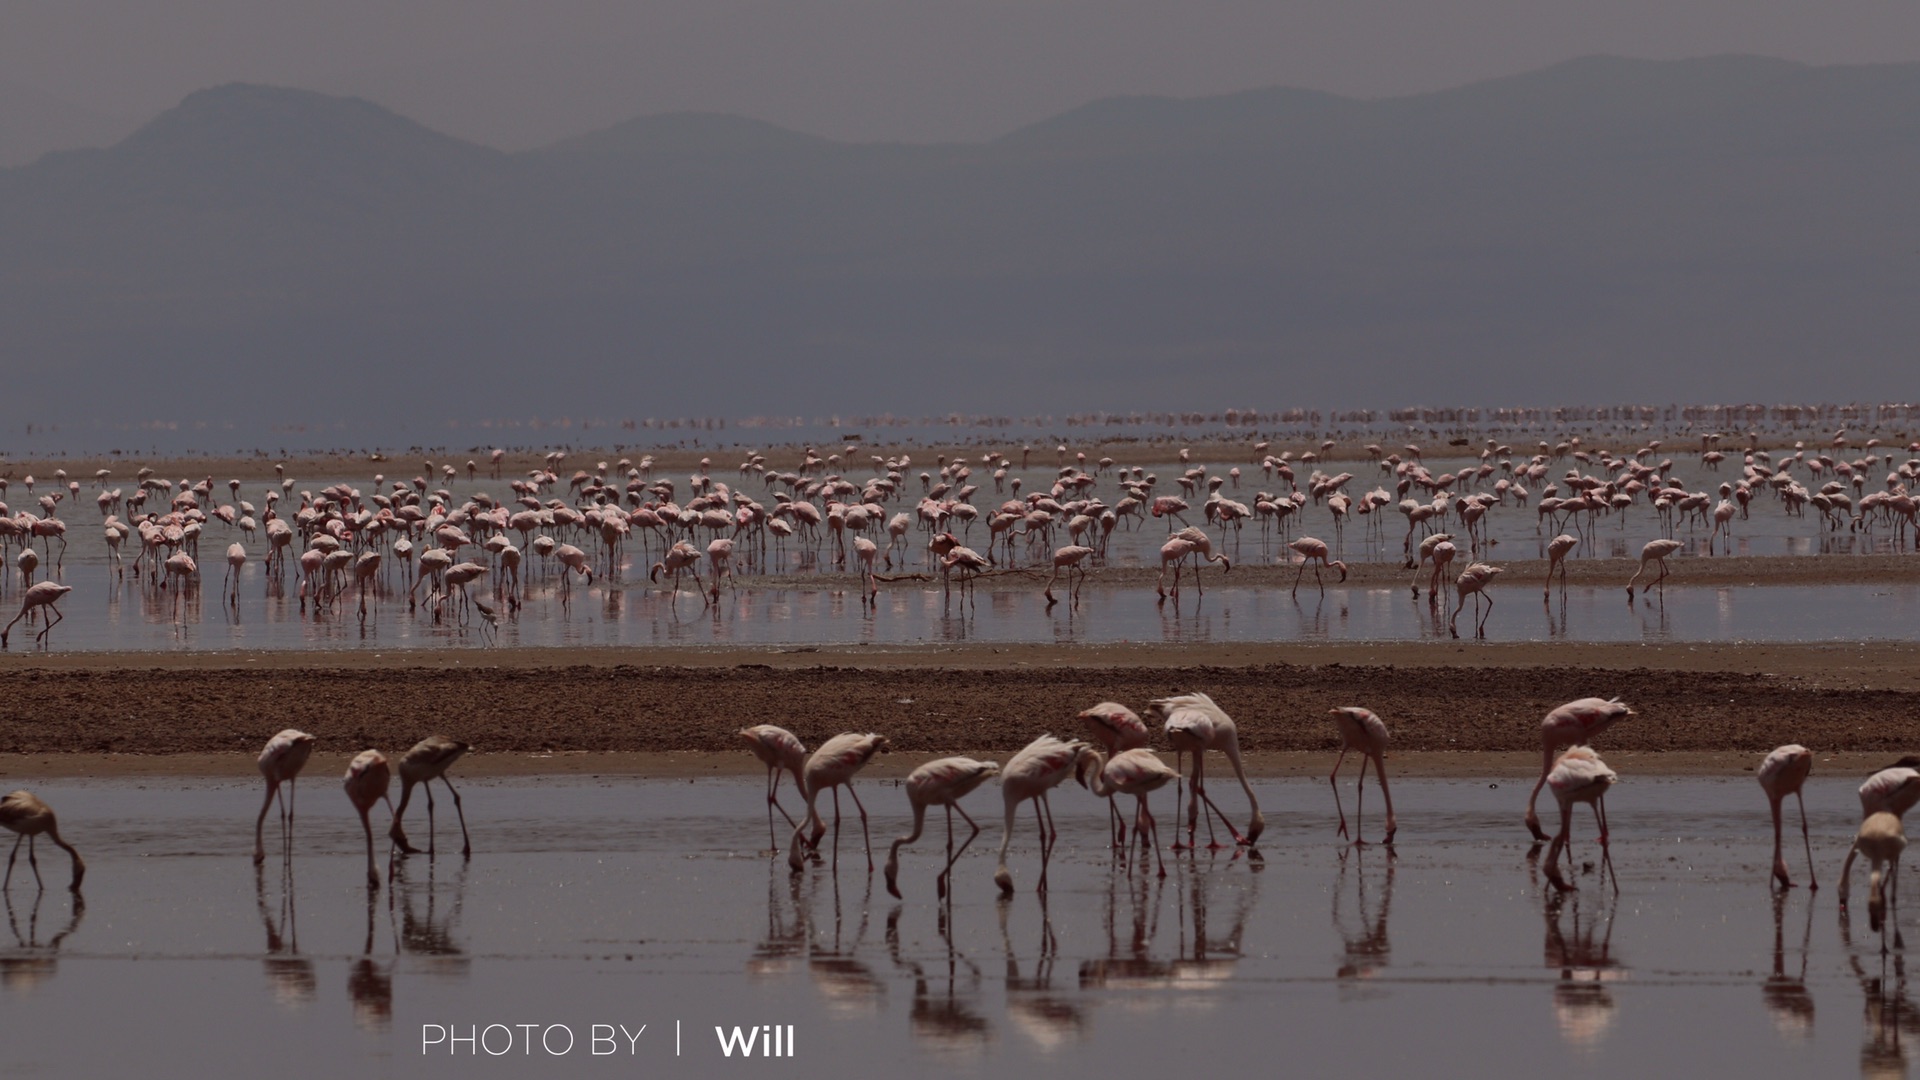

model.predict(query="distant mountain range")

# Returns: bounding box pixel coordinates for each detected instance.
[0,79,142,169]
[4,55,1919,449]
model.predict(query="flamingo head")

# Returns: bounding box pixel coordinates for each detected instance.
[1220,556,1232,574]
[649,562,663,582]
[1332,560,1348,583]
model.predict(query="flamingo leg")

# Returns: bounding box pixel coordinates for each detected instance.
[1770,795,1791,889]
[441,775,471,858]
[1796,790,1817,891]
[1525,746,1554,841]
[847,783,874,873]
[1330,747,1350,839]
[1375,753,1396,844]
[253,780,278,864]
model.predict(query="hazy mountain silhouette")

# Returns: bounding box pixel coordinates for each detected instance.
[0,79,143,169]
[4,56,1919,448]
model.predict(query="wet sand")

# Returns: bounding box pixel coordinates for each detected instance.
[4,639,1919,774]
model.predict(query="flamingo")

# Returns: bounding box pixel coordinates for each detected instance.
[883,757,1001,900]
[1449,562,1503,638]
[1079,701,1149,846]
[993,734,1094,895]
[1525,697,1633,841]
[649,541,705,601]
[388,735,472,858]
[1,582,72,649]
[1075,748,1180,877]
[1626,538,1684,599]
[253,729,317,864]
[1545,534,1578,598]
[1839,763,1920,908]
[1149,692,1263,848]
[739,724,807,854]
[1408,532,1452,597]
[1155,535,1199,599]
[1541,747,1617,892]
[1328,707,1396,845]
[852,536,880,602]
[223,542,246,604]
[343,750,395,889]
[1044,545,1094,604]
[1288,537,1346,596]
[1,791,85,892]
[1758,744,1816,890]
[1853,812,1906,946]
[787,733,892,873]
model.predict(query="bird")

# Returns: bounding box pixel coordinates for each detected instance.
[388,735,473,859]
[1044,545,1095,604]
[1328,707,1396,845]
[1525,698,1633,841]
[1,791,84,892]
[883,757,1001,900]
[1757,745,1816,890]
[343,750,395,889]
[1544,534,1578,599]
[1075,748,1181,877]
[1,582,73,649]
[1626,538,1684,599]
[1541,747,1618,892]
[993,734,1094,895]
[223,542,247,604]
[1853,812,1906,946]
[253,729,317,864]
[1449,563,1503,637]
[1288,537,1347,596]
[1148,692,1263,848]
[739,724,808,854]
[1078,702,1150,847]
[1839,763,1920,908]
[787,733,892,873]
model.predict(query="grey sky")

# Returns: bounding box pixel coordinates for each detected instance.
[7,1,1920,147]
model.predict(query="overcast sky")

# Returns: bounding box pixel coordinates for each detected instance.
[8,1,1920,146]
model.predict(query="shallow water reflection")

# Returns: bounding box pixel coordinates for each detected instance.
[8,776,1920,1076]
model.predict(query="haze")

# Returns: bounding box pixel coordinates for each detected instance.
[8,1,1920,151]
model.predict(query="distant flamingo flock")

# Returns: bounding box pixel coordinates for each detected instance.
[5,425,1920,648]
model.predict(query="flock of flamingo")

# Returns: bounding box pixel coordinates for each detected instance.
[3,425,1918,647]
[13,691,1913,955]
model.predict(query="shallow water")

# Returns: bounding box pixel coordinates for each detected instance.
[3,775,1917,1077]
[4,455,1914,654]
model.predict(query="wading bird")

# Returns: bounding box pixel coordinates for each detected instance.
[883,757,1001,900]
[1288,537,1346,596]
[1839,763,1920,908]
[1854,812,1906,947]
[344,750,395,889]
[1541,747,1617,892]
[1328,707,1396,845]
[1526,698,1633,841]
[993,734,1093,895]
[1,791,84,892]
[1079,701,1149,847]
[1149,692,1263,848]
[253,729,317,864]
[1626,538,1684,600]
[787,733,892,873]
[1076,748,1180,877]
[1757,744,1816,890]
[389,735,472,858]
[739,724,807,854]
[1,582,73,649]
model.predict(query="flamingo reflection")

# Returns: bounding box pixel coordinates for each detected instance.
[1,887,83,995]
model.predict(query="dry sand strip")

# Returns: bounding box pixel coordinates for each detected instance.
[2,642,1919,776]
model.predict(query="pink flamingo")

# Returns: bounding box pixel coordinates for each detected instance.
[1328,707,1396,845]
[1426,539,1457,603]
[1079,701,1149,847]
[852,536,880,603]
[787,733,892,873]
[1409,532,1452,597]
[1758,744,1815,890]
[706,538,735,599]
[1,582,72,648]
[1525,697,1633,841]
[1155,535,1199,599]
[1044,545,1095,604]
[1542,747,1618,892]
[649,541,705,602]
[1839,763,1920,908]
[1626,538,1683,599]
[1449,562,1503,637]
[1075,748,1180,877]
[1545,533,1578,599]
[739,724,808,853]
[388,735,472,858]
[223,542,247,606]
[253,729,317,864]
[1150,692,1263,848]
[883,756,1001,900]
[940,546,990,603]
[1288,537,1346,596]
[1853,813,1906,944]
[993,734,1094,894]
[1,791,85,892]
[343,750,395,889]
